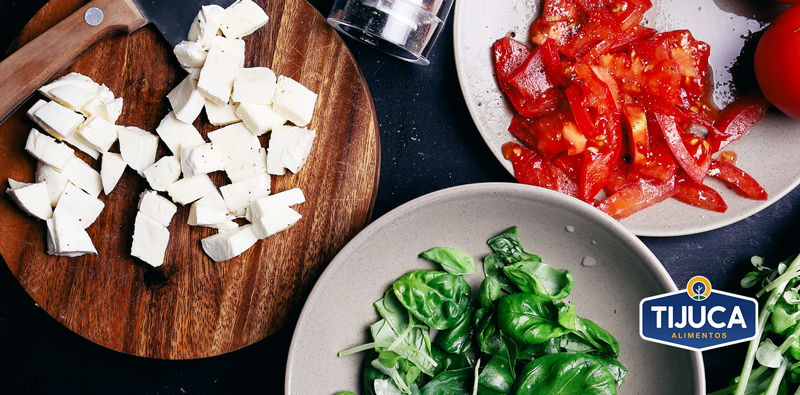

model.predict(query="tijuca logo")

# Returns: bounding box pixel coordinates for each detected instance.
[639,276,758,351]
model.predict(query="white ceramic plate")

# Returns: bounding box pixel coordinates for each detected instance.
[285,183,704,394]
[453,0,800,236]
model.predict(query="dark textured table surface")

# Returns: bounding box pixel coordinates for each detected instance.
[1,0,799,393]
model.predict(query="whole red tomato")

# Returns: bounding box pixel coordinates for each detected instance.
[754,4,800,119]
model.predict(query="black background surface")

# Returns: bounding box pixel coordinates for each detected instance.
[1,0,799,393]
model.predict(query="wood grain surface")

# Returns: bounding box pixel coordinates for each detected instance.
[0,0,380,359]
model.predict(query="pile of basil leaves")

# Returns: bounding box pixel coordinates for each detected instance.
[337,227,626,395]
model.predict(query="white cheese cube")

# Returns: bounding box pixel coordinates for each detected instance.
[271,75,317,127]
[118,126,159,174]
[97,97,123,124]
[195,189,228,211]
[250,187,305,217]
[131,211,170,267]
[51,212,97,256]
[26,99,47,122]
[236,102,285,136]
[6,182,53,220]
[206,36,246,67]
[76,116,119,152]
[197,47,241,105]
[155,112,206,158]
[25,128,74,171]
[232,67,277,105]
[100,152,127,195]
[267,126,316,175]
[34,101,85,139]
[220,0,269,39]
[7,179,30,190]
[138,190,178,227]
[188,4,226,42]
[225,148,267,183]
[39,72,101,99]
[166,175,217,205]
[210,220,239,231]
[143,155,181,191]
[252,206,301,239]
[36,162,69,206]
[80,97,103,118]
[167,73,206,124]
[219,173,270,216]
[53,182,104,227]
[45,218,58,255]
[204,100,240,126]
[64,133,101,159]
[188,203,234,227]
[96,84,115,103]
[174,40,208,69]
[201,224,258,262]
[181,143,225,178]
[207,122,260,160]
[61,156,102,197]
[47,84,96,112]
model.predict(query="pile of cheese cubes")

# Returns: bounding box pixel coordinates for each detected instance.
[5,0,319,265]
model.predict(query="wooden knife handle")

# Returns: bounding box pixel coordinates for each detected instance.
[0,0,147,123]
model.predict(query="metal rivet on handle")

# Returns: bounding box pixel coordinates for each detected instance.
[85,7,104,26]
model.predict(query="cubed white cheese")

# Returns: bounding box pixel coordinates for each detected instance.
[271,75,317,127]
[51,212,97,256]
[155,112,206,158]
[7,179,30,190]
[96,84,115,104]
[204,100,240,126]
[188,203,233,227]
[252,206,302,239]
[97,97,123,124]
[26,99,47,122]
[33,100,85,139]
[64,133,101,160]
[266,125,316,175]
[118,126,159,174]
[131,211,170,267]
[197,47,241,105]
[53,182,104,228]
[76,116,119,152]
[36,162,69,206]
[138,190,178,227]
[174,40,208,69]
[80,97,103,118]
[210,220,239,231]
[143,155,181,191]
[166,175,217,205]
[250,187,305,217]
[224,147,267,183]
[39,72,100,100]
[220,0,270,39]
[180,143,225,178]
[200,224,258,262]
[100,152,127,194]
[219,173,270,216]
[25,128,74,171]
[206,36,246,66]
[232,67,277,105]
[195,189,228,211]
[47,84,96,112]
[236,102,285,136]
[207,122,260,161]
[6,182,53,220]
[188,4,226,42]
[167,73,206,124]
[61,156,103,197]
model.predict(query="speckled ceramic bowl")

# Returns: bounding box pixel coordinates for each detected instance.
[285,183,704,394]
[454,0,798,236]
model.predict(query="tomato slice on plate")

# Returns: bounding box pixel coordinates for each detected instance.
[708,89,771,152]
[494,37,560,118]
[655,113,709,185]
[673,175,728,213]
[503,142,580,198]
[707,160,768,200]
[597,176,678,219]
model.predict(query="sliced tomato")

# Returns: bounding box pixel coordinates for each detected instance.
[655,30,711,102]
[707,160,768,200]
[494,37,560,118]
[552,152,584,180]
[604,0,653,31]
[604,162,635,195]
[607,25,657,53]
[530,0,587,48]
[597,176,678,219]
[493,37,531,92]
[708,89,771,152]
[508,109,574,160]
[541,39,566,86]
[654,113,709,184]
[622,101,648,168]
[503,142,580,198]
[717,151,738,166]
[564,1,622,58]
[508,45,556,99]
[565,84,596,137]
[673,175,728,213]
[637,113,678,180]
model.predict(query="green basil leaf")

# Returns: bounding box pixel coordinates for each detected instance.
[503,260,574,301]
[420,247,477,275]
[556,302,581,331]
[431,345,475,376]
[375,290,411,335]
[596,356,628,388]
[580,317,621,359]
[420,368,473,395]
[374,378,403,395]
[479,277,502,310]
[486,227,541,265]
[393,270,472,330]
[379,350,401,368]
[335,392,357,395]
[435,307,475,354]
[559,333,600,354]
[484,254,518,293]
[478,355,514,395]
[516,338,560,361]
[364,351,387,395]
[511,353,616,395]
[497,293,571,345]
[741,271,764,289]
[474,307,507,356]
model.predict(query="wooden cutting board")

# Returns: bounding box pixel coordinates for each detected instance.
[0,0,379,359]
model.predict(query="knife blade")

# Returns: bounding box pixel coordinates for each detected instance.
[0,0,236,123]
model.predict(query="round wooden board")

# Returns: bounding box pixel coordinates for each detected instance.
[0,0,379,359]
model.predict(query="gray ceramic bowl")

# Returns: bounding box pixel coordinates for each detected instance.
[285,183,704,394]
[454,0,799,236]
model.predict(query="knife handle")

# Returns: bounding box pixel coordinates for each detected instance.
[0,0,147,123]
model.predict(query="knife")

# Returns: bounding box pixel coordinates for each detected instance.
[0,0,236,123]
